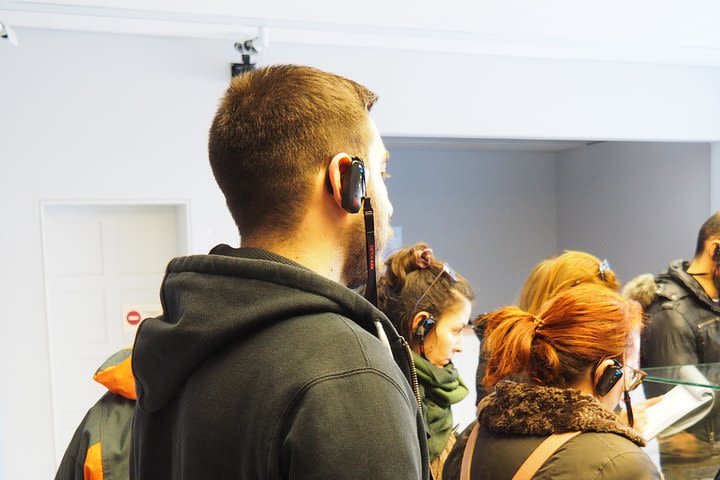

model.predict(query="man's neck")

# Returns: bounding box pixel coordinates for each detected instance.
[687,257,718,300]
[241,231,344,284]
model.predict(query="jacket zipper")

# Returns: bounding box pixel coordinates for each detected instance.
[401,337,423,414]
[697,317,718,329]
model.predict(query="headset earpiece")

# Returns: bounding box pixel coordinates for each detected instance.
[338,157,366,214]
[595,359,624,397]
[414,316,436,342]
[713,244,720,262]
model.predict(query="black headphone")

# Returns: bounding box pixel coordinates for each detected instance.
[414,315,436,341]
[595,358,624,397]
[325,156,367,214]
[713,244,720,262]
[340,157,367,214]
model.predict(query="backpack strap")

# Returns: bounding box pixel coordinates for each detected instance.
[460,422,480,480]
[460,427,581,480]
[511,431,582,480]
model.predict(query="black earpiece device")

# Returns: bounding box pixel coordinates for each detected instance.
[325,156,367,214]
[414,316,436,341]
[595,359,624,397]
[340,157,366,214]
[713,245,720,262]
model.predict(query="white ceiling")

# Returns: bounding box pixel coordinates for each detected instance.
[3,0,720,66]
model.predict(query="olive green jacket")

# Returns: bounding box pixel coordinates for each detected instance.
[444,381,661,480]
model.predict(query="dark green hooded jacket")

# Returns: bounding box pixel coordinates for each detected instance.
[131,246,429,480]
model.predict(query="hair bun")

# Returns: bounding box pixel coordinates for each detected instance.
[382,243,432,292]
[415,247,434,269]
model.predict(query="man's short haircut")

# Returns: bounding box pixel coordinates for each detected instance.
[208,65,378,236]
[695,211,720,257]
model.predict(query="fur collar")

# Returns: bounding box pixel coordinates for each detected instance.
[478,381,645,447]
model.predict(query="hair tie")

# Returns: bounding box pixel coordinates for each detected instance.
[599,258,611,282]
[532,315,545,334]
[415,248,434,269]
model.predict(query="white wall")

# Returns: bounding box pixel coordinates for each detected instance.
[0,29,239,480]
[556,142,711,283]
[264,43,720,142]
[711,143,720,212]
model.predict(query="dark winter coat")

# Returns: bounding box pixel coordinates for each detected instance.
[641,259,720,445]
[443,381,660,480]
[642,259,720,368]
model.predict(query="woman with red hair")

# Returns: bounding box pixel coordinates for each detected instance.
[445,284,660,479]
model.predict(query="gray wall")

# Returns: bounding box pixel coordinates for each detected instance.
[388,142,713,429]
[386,147,559,313]
[556,142,711,283]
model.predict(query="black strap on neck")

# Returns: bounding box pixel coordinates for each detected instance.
[363,197,377,307]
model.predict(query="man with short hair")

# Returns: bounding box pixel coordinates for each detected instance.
[643,212,720,368]
[131,65,429,479]
[642,211,720,467]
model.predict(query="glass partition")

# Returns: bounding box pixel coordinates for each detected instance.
[644,363,720,391]
[640,363,720,479]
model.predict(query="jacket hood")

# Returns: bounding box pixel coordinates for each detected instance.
[93,348,137,400]
[478,381,645,446]
[132,245,399,413]
[621,273,657,307]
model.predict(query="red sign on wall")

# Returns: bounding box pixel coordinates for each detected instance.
[125,310,142,325]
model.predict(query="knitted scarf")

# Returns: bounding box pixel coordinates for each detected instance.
[478,380,645,446]
[412,351,469,459]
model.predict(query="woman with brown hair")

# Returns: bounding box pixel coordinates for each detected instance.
[445,284,660,479]
[378,243,475,480]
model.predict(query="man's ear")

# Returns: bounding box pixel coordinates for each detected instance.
[327,152,353,209]
[708,240,720,261]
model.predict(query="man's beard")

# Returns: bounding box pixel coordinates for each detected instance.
[341,200,393,290]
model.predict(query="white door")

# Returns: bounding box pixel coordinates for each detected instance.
[42,203,187,464]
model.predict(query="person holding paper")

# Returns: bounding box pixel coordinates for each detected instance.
[444,284,661,480]
[473,251,621,402]
[474,251,659,432]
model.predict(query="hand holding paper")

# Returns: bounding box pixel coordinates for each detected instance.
[641,366,716,441]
